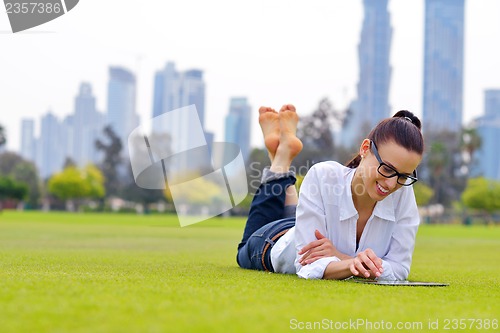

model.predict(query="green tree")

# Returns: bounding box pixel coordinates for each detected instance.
[459,127,482,179]
[297,98,337,152]
[48,164,105,211]
[83,164,105,199]
[422,130,467,207]
[0,152,41,208]
[295,98,348,166]
[164,172,223,206]
[121,132,172,213]
[48,166,87,210]
[462,177,500,215]
[423,127,481,208]
[460,128,482,160]
[95,125,123,197]
[121,163,165,213]
[413,182,434,207]
[62,157,77,169]
[0,124,6,149]
[0,176,28,210]
[426,141,449,204]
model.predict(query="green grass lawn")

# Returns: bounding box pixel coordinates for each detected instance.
[0,211,499,333]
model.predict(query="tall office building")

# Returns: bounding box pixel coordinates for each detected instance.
[152,62,206,131]
[73,82,105,165]
[38,112,64,179]
[180,70,206,128]
[423,0,465,133]
[20,118,36,162]
[341,0,392,147]
[107,67,140,152]
[152,62,176,122]
[61,115,74,163]
[475,90,500,180]
[21,84,104,180]
[151,62,209,173]
[224,97,251,161]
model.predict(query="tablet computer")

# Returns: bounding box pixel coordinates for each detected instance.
[351,279,449,287]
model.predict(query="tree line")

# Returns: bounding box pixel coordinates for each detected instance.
[0,103,499,221]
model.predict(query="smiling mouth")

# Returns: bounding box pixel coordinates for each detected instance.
[376,182,389,195]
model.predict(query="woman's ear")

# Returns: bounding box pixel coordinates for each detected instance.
[359,139,371,157]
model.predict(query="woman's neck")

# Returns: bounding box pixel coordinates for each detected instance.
[351,170,377,213]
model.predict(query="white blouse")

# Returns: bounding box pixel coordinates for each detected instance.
[270,161,420,280]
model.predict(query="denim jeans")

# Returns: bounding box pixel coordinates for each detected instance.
[237,175,296,272]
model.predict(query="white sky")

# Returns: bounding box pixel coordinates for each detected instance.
[1,0,499,153]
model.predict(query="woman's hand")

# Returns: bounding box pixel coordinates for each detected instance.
[298,230,337,265]
[349,248,384,279]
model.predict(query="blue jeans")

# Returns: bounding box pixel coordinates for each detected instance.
[237,176,296,272]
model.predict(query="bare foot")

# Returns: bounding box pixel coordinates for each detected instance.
[259,106,280,161]
[278,104,303,161]
[270,105,303,173]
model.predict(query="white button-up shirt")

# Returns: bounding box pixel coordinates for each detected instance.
[270,161,420,280]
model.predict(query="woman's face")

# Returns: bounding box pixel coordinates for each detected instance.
[356,139,422,201]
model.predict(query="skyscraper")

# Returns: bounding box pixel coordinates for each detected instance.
[423,0,465,133]
[38,111,64,179]
[181,70,206,128]
[107,67,139,152]
[224,97,251,161]
[341,0,392,148]
[73,82,105,165]
[19,84,105,180]
[475,90,500,180]
[152,62,177,120]
[20,118,35,162]
[151,62,209,173]
[61,115,74,164]
[152,62,206,132]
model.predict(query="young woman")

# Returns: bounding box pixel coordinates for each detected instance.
[237,104,424,280]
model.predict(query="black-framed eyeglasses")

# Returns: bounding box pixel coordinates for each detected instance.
[370,140,418,186]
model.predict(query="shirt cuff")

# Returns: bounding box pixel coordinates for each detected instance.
[297,256,341,280]
[376,260,396,281]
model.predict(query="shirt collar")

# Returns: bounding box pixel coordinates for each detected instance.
[339,168,396,222]
[373,193,396,222]
[339,168,358,220]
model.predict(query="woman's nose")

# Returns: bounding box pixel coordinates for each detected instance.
[383,176,398,190]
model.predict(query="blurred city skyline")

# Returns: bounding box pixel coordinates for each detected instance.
[1,0,499,153]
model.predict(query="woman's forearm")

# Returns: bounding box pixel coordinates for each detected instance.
[322,259,355,280]
[323,248,384,280]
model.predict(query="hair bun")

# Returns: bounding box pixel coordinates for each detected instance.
[393,110,422,130]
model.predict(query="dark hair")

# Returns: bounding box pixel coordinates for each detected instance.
[346,110,424,168]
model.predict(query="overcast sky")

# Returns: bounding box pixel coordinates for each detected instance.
[1,0,499,153]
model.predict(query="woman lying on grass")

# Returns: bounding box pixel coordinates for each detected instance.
[237,104,424,280]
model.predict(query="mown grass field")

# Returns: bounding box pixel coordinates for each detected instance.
[0,211,499,333]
